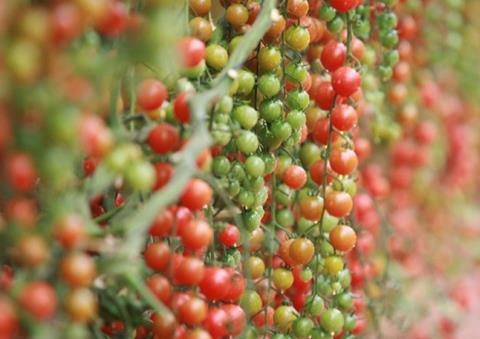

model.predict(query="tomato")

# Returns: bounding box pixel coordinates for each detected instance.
[219,224,240,247]
[222,304,246,336]
[137,79,168,111]
[330,225,357,252]
[6,153,37,192]
[180,219,213,250]
[144,242,171,272]
[96,1,128,36]
[330,0,360,13]
[173,91,192,123]
[205,44,229,71]
[146,274,172,305]
[226,4,249,28]
[53,214,86,248]
[325,190,353,218]
[272,268,294,291]
[179,297,207,325]
[199,267,229,301]
[147,124,180,154]
[17,234,49,267]
[174,255,205,285]
[354,137,371,160]
[287,0,309,17]
[329,148,358,175]
[289,238,315,265]
[203,307,228,337]
[321,40,347,72]
[245,256,265,279]
[285,26,310,51]
[332,66,361,98]
[180,178,213,211]
[299,195,324,221]
[293,317,314,338]
[20,281,57,319]
[313,81,336,110]
[320,308,344,334]
[51,3,84,45]
[185,328,212,339]
[258,47,281,71]
[313,118,339,145]
[283,165,307,189]
[331,104,358,131]
[310,159,333,186]
[222,269,245,302]
[324,256,344,274]
[252,305,274,327]
[239,290,263,316]
[152,311,177,338]
[190,17,213,42]
[232,105,259,129]
[265,14,286,39]
[153,162,174,190]
[60,252,96,287]
[189,0,211,16]
[0,297,18,336]
[278,239,296,266]
[273,305,297,332]
[149,209,174,237]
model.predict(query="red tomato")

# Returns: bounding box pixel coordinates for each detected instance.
[332,66,361,97]
[179,297,208,325]
[53,214,86,249]
[313,118,339,145]
[199,267,230,301]
[149,209,174,237]
[310,159,333,186]
[180,220,213,250]
[147,124,179,154]
[330,0,361,13]
[146,274,172,304]
[96,1,128,36]
[6,153,37,192]
[153,162,174,190]
[173,256,206,285]
[283,165,307,189]
[222,269,245,302]
[218,224,240,247]
[203,307,229,337]
[137,79,168,111]
[20,281,57,319]
[173,91,192,123]
[313,81,336,110]
[329,225,357,252]
[144,242,171,272]
[221,304,246,336]
[178,37,205,68]
[325,190,353,218]
[321,40,347,72]
[331,104,358,131]
[329,148,358,175]
[0,297,18,337]
[180,178,213,211]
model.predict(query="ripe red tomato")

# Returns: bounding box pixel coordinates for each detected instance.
[0,297,18,337]
[180,219,213,250]
[331,104,358,131]
[6,153,37,192]
[329,148,358,175]
[332,66,361,97]
[330,0,361,13]
[313,118,339,145]
[59,252,97,287]
[180,178,213,211]
[151,312,177,338]
[203,307,229,337]
[321,40,347,72]
[310,160,333,186]
[283,164,307,189]
[299,195,324,221]
[137,79,168,111]
[179,297,208,325]
[289,238,315,265]
[173,91,192,123]
[146,274,172,304]
[325,190,353,218]
[96,1,128,36]
[329,225,357,252]
[222,269,246,302]
[178,37,205,68]
[149,209,174,237]
[221,304,246,336]
[252,305,274,327]
[287,0,309,17]
[311,80,335,110]
[153,162,174,190]
[20,281,57,319]
[173,256,206,285]
[144,242,171,272]
[218,224,240,247]
[199,267,230,301]
[147,124,179,154]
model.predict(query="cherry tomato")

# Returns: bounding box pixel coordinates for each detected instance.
[0,297,18,336]
[330,225,357,252]
[137,79,168,111]
[144,242,171,272]
[203,307,228,337]
[173,91,192,123]
[180,178,213,211]
[226,4,249,28]
[180,219,213,250]
[6,153,37,192]
[325,190,353,218]
[147,124,180,154]
[146,274,172,304]
[330,0,359,13]
[219,224,240,247]
[299,195,324,221]
[289,238,315,265]
[189,0,211,16]
[329,148,358,175]
[222,304,246,336]
[179,296,208,325]
[331,104,358,131]
[321,40,347,72]
[332,66,361,97]
[20,281,57,319]
[199,267,230,301]
[60,252,96,287]
[149,209,174,237]
[283,164,307,189]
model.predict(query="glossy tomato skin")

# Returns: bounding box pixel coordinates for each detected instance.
[330,0,360,13]
[332,66,361,97]
[180,220,213,250]
[325,190,353,218]
[146,274,172,304]
[218,224,240,247]
[178,37,205,68]
[221,304,246,336]
[173,91,192,123]
[137,79,168,111]
[203,307,229,337]
[153,162,174,190]
[283,165,307,189]
[180,178,213,211]
[321,40,347,72]
[199,267,230,301]
[331,104,358,131]
[329,148,358,175]
[330,225,357,252]
[173,256,205,285]
[149,209,174,237]
[147,124,180,154]
[144,242,171,272]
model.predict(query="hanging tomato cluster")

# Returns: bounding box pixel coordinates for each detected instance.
[1,0,479,338]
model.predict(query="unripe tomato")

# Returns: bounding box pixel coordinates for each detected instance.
[289,237,315,265]
[60,252,97,287]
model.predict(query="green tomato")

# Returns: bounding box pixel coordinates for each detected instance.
[215,95,233,114]
[277,209,295,228]
[212,155,231,177]
[273,305,297,332]
[237,70,256,96]
[233,105,258,129]
[311,329,333,339]
[319,4,336,21]
[260,99,284,122]
[243,209,262,231]
[379,65,393,81]
[274,184,293,206]
[228,35,243,54]
[238,190,255,208]
[258,73,281,98]
[227,179,241,197]
[272,268,294,291]
[384,50,400,67]
[320,308,345,334]
[343,314,357,332]
[271,121,293,141]
[236,130,259,154]
[244,155,265,177]
[205,44,229,70]
[212,123,232,146]
[181,59,206,79]
[379,30,399,48]
[285,25,310,51]
[287,89,310,110]
[318,239,335,257]
[124,161,155,191]
[231,162,247,180]
[262,153,276,173]
[327,16,344,33]
[254,187,269,207]
[293,317,314,338]
[248,176,265,192]
[240,290,263,315]
[305,295,324,316]
[299,142,321,168]
[258,46,282,71]
[321,211,339,232]
[337,293,354,311]
[377,12,398,30]
[338,269,352,289]
[286,110,306,130]
[285,62,308,83]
